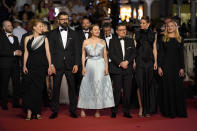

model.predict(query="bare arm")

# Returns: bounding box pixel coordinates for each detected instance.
[153,34,158,70]
[23,36,30,74]
[82,40,87,69]
[102,40,108,69]
[2,0,11,12]
[45,37,52,67]
[23,37,29,68]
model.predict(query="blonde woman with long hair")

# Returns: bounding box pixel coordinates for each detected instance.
[158,20,187,118]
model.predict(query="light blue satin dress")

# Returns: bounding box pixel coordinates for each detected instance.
[77,43,115,109]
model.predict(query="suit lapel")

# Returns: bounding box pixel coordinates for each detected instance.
[116,38,123,59]
[56,28,64,49]
[3,33,14,46]
[104,38,109,51]
[65,28,71,49]
[81,31,86,40]
[124,39,128,58]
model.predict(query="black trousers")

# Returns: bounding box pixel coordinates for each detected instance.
[51,67,76,113]
[110,73,133,114]
[74,65,82,96]
[0,67,20,106]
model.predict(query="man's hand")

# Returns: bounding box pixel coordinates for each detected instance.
[120,61,129,69]
[72,65,78,74]
[158,67,163,77]
[179,69,184,77]
[14,50,22,56]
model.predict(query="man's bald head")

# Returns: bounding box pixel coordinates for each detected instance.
[2,20,13,33]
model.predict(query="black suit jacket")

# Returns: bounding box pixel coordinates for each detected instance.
[0,32,20,68]
[48,27,80,70]
[109,36,136,75]
[77,30,87,56]
[101,34,116,51]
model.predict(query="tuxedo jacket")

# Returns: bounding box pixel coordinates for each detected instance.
[109,36,136,75]
[77,30,87,55]
[101,34,116,51]
[0,32,20,68]
[47,27,80,70]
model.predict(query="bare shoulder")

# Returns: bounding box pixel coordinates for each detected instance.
[24,35,33,42]
[45,37,48,41]
[83,39,89,46]
[99,39,106,46]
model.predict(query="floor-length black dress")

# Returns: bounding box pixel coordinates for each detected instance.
[158,38,187,118]
[23,36,47,115]
[135,28,156,116]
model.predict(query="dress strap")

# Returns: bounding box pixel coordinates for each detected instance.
[31,35,45,50]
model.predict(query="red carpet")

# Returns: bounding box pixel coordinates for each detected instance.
[0,99,197,131]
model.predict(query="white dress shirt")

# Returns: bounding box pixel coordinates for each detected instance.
[59,27,68,49]
[120,39,125,60]
[13,26,27,43]
[6,33,14,44]
[83,30,89,40]
[105,34,112,48]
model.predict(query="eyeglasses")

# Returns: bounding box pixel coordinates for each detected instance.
[117,29,126,32]
[59,18,69,21]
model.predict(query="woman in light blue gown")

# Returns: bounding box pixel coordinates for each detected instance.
[77,24,115,118]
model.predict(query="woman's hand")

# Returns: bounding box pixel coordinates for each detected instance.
[51,65,56,74]
[48,66,52,76]
[133,61,136,70]
[158,67,163,77]
[23,66,28,74]
[82,68,86,76]
[154,62,158,70]
[179,69,184,77]
[104,67,109,75]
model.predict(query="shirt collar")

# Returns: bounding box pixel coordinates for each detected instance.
[6,32,13,37]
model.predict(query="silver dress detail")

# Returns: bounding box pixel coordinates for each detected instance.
[77,43,115,109]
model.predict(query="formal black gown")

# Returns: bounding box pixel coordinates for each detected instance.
[23,36,47,115]
[158,38,187,118]
[135,29,156,116]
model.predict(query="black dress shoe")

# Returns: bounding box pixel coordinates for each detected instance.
[49,112,58,119]
[1,105,8,110]
[70,112,78,118]
[111,113,116,118]
[123,113,132,118]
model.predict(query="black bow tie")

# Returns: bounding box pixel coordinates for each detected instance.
[8,34,13,37]
[60,28,68,32]
[84,31,89,34]
[105,35,111,38]
[119,38,125,41]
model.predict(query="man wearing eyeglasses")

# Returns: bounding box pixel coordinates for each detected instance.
[47,12,80,119]
[109,23,136,118]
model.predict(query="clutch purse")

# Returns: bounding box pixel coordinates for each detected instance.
[46,75,53,100]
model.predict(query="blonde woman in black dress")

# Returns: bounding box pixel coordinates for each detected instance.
[158,20,187,118]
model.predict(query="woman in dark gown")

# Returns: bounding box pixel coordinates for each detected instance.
[158,20,187,118]
[23,19,52,120]
[135,16,157,117]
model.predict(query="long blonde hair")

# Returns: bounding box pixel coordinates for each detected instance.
[163,20,182,43]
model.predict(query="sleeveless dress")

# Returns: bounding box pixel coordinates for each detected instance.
[135,29,156,115]
[77,43,115,109]
[23,35,48,115]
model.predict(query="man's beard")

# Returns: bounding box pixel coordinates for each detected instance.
[60,22,68,29]
[5,29,12,33]
[83,26,89,31]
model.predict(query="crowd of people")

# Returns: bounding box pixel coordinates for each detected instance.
[0,0,188,120]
